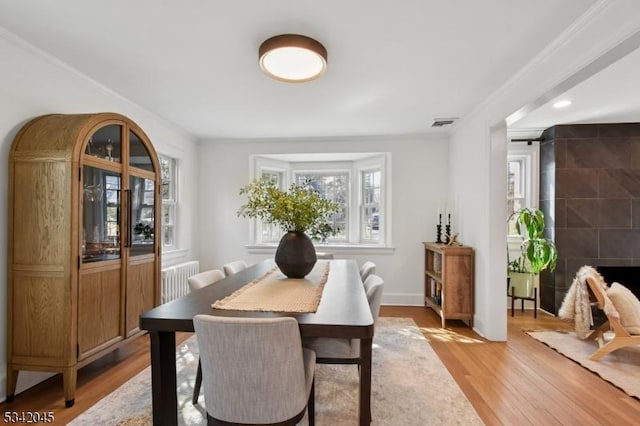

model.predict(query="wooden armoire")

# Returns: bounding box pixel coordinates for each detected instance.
[7,113,161,407]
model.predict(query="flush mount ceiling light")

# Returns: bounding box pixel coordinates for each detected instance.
[259,34,327,83]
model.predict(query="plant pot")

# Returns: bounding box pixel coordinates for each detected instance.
[508,272,535,298]
[275,231,317,278]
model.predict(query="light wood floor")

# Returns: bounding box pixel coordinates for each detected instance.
[2,307,639,425]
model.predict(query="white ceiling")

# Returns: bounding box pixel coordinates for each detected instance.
[3,0,636,140]
[508,44,640,131]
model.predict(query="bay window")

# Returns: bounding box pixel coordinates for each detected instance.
[251,153,390,247]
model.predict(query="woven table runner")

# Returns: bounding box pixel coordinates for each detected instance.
[211,261,330,313]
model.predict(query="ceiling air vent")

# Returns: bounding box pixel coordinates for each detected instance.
[431,118,458,127]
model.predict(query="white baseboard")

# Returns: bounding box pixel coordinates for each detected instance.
[381,293,424,306]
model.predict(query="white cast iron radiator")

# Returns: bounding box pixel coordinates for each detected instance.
[160,260,200,303]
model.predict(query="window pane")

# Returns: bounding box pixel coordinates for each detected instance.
[261,171,281,186]
[295,173,348,241]
[159,155,177,248]
[507,158,527,235]
[162,204,175,248]
[85,124,122,163]
[163,225,174,247]
[260,171,284,242]
[129,131,154,171]
[162,204,173,225]
[361,169,381,242]
[160,156,174,200]
[82,166,121,263]
[130,175,155,256]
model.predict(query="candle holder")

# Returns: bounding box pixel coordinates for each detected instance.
[436,214,443,243]
[444,214,451,244]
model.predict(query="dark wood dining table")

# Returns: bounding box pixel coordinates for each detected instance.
[139,258,374,425]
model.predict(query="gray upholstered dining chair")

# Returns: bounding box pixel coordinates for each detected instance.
[193,315,316,425]
[364,274,384,320]
[187,269,225,292]
[222,260,249,276]
[303,274,384,364]
[359,261,376,282]
[187,268,225,404]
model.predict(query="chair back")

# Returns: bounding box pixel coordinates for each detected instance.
[223,260,249,276]
[364,274,384,321]
[193,315,313,424]
[586,276,608,309]
[187,269,225,292]
[359,261,376,282]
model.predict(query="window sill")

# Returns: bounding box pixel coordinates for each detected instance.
[246,243,395,255]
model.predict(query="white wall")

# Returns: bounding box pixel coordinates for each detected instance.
[0,28,199,400]
[450,0,640,341]
[196,134,449,306]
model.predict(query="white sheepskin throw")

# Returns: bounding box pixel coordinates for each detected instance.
[558,265,610,339]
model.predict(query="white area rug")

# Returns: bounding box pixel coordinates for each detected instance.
[70,317,483,425]
[526,330,640,399]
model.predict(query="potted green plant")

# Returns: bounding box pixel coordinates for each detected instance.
[508,207,558,298]
[237,179,340,278]
[134,222,154,241]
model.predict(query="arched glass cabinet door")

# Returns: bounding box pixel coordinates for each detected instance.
[81,122,123,264]
[128,130,156,256]
[82,166,121,262]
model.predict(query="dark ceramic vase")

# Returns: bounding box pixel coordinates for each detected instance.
[275,231,317,278]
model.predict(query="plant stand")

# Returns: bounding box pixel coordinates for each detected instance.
[509,285,537,318]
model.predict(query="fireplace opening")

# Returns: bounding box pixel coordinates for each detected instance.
[596,266,640,299]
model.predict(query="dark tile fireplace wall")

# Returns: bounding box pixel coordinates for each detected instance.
[539,123,640,314]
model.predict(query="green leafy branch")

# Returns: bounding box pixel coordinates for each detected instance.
[237,179,340,240]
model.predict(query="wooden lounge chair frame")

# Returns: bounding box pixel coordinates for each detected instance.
[585,276,640,361]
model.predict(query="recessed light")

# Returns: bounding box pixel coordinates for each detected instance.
[553,100,572,109]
